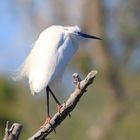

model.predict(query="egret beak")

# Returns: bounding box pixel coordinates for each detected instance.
[77,32,102,40]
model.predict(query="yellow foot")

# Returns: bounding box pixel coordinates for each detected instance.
[40,117,52,128]
[57,104,63,114]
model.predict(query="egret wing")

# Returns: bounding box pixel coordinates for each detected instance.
[24,29,65,94]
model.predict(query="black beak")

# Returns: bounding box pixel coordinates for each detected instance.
[77,32,102,40]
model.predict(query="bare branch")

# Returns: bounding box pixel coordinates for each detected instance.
[28,70,98,140]
[3,121,22,140]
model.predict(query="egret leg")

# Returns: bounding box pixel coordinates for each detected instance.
[46,88,56,133]
[47,86,62,113]
[40,87,52,128]
[46,87,51,118]
[47,86,61,105]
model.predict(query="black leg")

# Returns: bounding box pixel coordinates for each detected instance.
[46,86,50,118]
[48,86,61,105]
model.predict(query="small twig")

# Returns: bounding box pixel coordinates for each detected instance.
[28,70,98,140]
[3,121,22,140]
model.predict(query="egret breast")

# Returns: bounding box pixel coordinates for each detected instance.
[49,36,78,85]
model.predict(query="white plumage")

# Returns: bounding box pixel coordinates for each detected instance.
[16,25,101,95]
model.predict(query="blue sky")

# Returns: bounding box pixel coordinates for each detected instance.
[0,1,33,73]
[0,0,82,74]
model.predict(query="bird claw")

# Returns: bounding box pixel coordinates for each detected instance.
[57,104,63,114]
[40,117,52,128]
[40,117,56,133]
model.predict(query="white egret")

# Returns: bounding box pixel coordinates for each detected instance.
[16,25,101,125]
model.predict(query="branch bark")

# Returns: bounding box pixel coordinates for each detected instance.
[3,121,22,140]
[28,70,98,140]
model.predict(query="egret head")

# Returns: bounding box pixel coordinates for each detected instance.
[63,26,102,41]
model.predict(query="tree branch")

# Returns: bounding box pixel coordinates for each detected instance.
[3,121,22,140]
[28,70,98,140]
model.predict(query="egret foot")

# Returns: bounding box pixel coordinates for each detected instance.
[57,104,63,114]
[40,117,52,128]
[40,117,56,133]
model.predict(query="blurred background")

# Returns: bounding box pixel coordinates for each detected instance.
[0,0,140,139]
